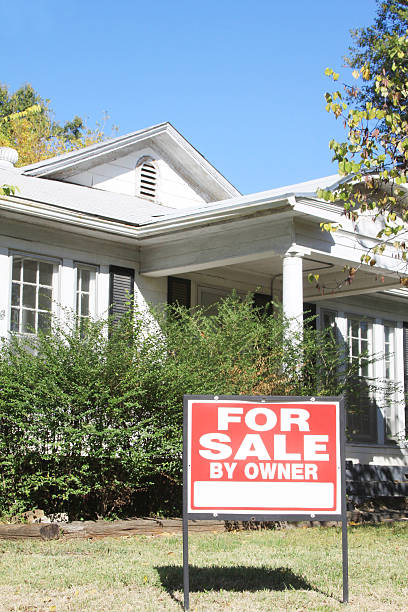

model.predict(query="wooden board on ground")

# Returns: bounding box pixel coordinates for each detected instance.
[0,512,405,540]
[0,519,225,541]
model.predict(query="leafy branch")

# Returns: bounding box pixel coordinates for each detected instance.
[317,30,408,284]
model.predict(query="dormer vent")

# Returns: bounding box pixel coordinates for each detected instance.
[138,157,158,200]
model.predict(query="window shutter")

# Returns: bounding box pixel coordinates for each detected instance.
[253,292,272,316]
[404,322,408,437]
[303,302,317,330]
[109,266,134,320]
[168,276,191,308]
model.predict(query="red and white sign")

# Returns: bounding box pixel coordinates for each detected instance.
[186,398,342,515]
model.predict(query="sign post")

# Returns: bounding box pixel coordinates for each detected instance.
[183,395,348,610]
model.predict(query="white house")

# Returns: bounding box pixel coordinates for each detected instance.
[0,122,407,473]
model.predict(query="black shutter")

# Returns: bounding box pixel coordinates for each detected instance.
[109,266,134,321]
[303,302,317,330]
[404,322,408,437]
[168,276,191,308]
[253,292,272,316]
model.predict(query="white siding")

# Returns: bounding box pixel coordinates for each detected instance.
[156,158,205,209]
[67,148,207,209]
[346,444,408,466]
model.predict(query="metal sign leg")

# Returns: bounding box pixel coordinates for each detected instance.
[183,512,190,610]
[341,515,349,603]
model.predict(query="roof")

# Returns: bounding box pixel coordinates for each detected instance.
[140,173,343,225]
[20,122,241,203]
[0,164,344,228]
[0,167,174,226]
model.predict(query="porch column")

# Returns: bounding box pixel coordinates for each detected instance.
[282,249,306,336]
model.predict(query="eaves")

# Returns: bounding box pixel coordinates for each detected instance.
[0,196,143,244]
[0,192,344,244]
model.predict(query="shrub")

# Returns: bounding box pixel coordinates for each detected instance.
[0,295,380,518]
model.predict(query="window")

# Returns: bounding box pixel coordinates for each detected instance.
[319,310,402,444]
[10,256,57,334]
[383,324,395,381]
[197,286,243,316]
[76,264,97,321]
[137,156,158,200]
[348,317,373,378]
[168,276,191,308]
[320,309,337,339]
[346,317,377,442]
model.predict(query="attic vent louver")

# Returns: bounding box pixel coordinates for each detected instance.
[139,158,157,200]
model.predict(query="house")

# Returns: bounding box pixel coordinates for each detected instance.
[0,122,407,476]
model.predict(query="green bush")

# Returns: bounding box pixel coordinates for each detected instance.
[0,295,371,519]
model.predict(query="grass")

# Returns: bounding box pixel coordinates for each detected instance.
[0,523,406,611]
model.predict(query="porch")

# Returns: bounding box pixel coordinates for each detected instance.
[137,193,408,467]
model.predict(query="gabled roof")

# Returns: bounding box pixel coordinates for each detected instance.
[20,122,241,202]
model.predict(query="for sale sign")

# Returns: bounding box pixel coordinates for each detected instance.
[184,395,344,517]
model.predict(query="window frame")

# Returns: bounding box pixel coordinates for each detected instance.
[318,307,404,445]
[381,320,398,442]
[347,315,374,379]
[75,263,98,321]
[9,252,59,335]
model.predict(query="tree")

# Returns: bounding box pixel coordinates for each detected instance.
[318,2,408,283]
[0,84,112,166]
[345,0,408,114]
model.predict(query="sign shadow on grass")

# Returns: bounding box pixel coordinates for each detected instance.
[156,564,316,606]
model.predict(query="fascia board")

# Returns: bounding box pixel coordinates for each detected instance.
[163,125,241,197]
[292,196,344,221]
[136,195,295,236]
[20,123,171,176]
[0,191,294,243]
[136,192,341,235]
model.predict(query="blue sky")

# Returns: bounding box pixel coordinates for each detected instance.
[3,0,377,194]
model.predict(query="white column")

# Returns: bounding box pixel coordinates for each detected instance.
[282,251,304,336]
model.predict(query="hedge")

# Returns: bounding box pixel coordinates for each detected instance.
[0,295,385,519]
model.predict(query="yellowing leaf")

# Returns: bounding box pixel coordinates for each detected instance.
[352,70,360,79]
[361,67,370,80]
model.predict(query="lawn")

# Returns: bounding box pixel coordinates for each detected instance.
[0,523,406,611]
